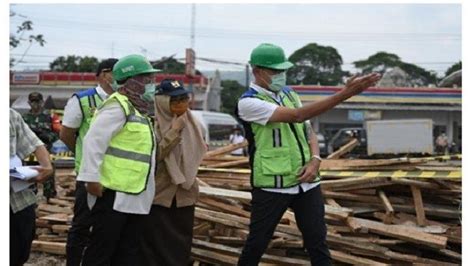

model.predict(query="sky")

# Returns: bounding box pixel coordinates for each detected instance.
[9,3,461,76]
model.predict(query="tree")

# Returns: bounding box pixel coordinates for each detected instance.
[49,55,100,72]
[353,52,400,73]
[439,61,461,88]
[354,52,437,86]
[10,10,46,67]
[286,43,348,86]
[445,61,461,77]
[220,80,246,115]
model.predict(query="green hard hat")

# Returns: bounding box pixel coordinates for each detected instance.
[249,43,294,70]
[113,54,160,82]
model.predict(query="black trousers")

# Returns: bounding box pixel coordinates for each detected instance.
[238,186,331,266]
[10,204,36,266]
[66,181,92,266]
[82,190,142,266]
[138,200,195,266]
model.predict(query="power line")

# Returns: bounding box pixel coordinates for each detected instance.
[10,16,461,43]
[11,15,461,38]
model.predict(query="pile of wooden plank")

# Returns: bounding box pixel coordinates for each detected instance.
[31,169,76,256]
[192,177,461,265]
[193,146,461,264]
[30,150,462,265]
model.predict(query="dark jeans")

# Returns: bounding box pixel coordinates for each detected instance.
[10,204,36,266]
[238,186,331,266]
[82,190,142,266]
[66,181,92,266]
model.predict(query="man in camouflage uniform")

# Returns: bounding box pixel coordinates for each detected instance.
[23,92,59,150]
[22,92,58,200]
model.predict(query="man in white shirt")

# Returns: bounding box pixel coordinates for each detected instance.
[60,58,118,266]
[236,43,381,266]
[229,126,246,156]
[77,54,159,265]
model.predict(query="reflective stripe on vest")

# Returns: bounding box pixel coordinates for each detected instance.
[96,92,154,194]
[105,147,151,163]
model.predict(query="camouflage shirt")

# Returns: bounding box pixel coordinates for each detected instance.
[23,109,58,150]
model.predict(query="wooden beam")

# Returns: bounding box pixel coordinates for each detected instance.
[206,158,249,168]
[410,185,427,226]
[193,239,311,265]
[327,138,359,159]
[199,185,352,219]
[330,249,389,265]
[378,190,395,224]
[346,217,447,249]
[204,140,248,158]
[31,240,66,255]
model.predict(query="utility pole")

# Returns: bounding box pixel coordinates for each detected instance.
[191,3,196,49]
[245,64,250,88]
[189,3,196,108]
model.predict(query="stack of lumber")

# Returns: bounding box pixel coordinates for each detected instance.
[30,146,462,265]
[31,169,76,255]
[194,144,462,264]
[192,176,461,265]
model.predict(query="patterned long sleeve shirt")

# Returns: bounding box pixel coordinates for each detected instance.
[10,108,44,213]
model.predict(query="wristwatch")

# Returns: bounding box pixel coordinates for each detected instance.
[312,154,322,162]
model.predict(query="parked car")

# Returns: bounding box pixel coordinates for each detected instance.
[191,110,240,150]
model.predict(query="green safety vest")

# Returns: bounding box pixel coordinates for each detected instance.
[74,88,104,173]
[94,92,155,194]
[239,87,320,188]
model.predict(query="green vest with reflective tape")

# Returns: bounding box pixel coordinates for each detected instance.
[239,87,320,188]
[94,92,155,194]
[74,88,104,173]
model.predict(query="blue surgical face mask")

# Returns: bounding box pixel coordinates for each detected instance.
[141,83,156,102]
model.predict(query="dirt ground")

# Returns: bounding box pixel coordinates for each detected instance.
[25,252,66,266]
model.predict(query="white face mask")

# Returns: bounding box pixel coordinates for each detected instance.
[268,72,287,92]
[261,70,287,92]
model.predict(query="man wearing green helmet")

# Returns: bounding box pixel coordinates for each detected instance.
[77,54,159,265]
[237,43,381,265]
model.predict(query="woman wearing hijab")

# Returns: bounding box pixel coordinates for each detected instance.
[139,79,207,265]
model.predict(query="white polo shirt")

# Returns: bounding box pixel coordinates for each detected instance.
[238,82,319,194]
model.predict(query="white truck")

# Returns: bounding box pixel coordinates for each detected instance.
[365,119,434,156]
